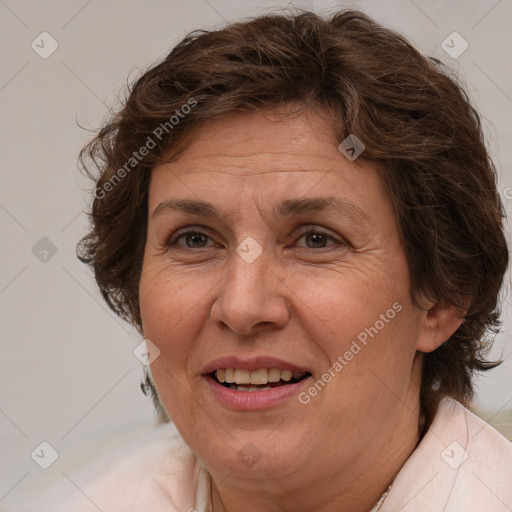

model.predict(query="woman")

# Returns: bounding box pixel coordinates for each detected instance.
[32,8,512,512]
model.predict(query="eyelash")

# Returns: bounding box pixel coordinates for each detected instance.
[166,225,345,250]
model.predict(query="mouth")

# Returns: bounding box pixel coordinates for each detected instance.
[209,368,312,392]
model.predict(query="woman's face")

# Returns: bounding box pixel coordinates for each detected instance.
[139,108,429,490]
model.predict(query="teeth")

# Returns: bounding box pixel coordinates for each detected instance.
[215,368,306,385]
[250,368,268,385]
[281,370,292,382]
[268,368,281,382]
[225,368,235,383]
[229,385,272,392]
[234,369,251,384]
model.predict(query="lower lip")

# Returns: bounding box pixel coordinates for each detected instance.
[203,375,311,410]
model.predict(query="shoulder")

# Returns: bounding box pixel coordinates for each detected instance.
[453,398,512,461]
[383,398,512,511]
[17,423,199,512]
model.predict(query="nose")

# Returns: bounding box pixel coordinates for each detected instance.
[210,250,290,336]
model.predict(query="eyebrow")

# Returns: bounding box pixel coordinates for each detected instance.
[152,197,370,224]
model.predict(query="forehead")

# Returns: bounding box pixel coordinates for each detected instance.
[172,107,342,174]
[148,108,389,215]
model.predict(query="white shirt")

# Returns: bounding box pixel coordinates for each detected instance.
[17,398,512,511]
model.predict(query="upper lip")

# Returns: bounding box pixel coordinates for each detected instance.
[201,356,311,375]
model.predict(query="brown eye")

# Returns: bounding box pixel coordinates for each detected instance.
[183,232,209,248]
[295,228,340,249]
[169,230,213,249]
[304,232,330,248]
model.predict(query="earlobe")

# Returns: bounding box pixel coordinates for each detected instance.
[416,300,465,353]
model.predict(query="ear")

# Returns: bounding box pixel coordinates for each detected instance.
[416,299,466,353]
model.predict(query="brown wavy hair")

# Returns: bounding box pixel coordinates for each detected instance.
[78,9,509,428]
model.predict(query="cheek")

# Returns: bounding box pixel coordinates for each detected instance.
[286,266,418,411]
[139,270,208,426]
[285,265,407,353]
[139,269,206,373]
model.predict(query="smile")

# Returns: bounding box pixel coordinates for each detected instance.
[212,368,310,391]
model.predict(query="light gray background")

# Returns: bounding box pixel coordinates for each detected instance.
[1,0,511,508]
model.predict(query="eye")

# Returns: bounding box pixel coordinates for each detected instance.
[166,226,344,251]
[168,229,215,249]
[295,227,342,249]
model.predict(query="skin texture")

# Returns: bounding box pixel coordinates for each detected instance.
[139,107,463,512]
